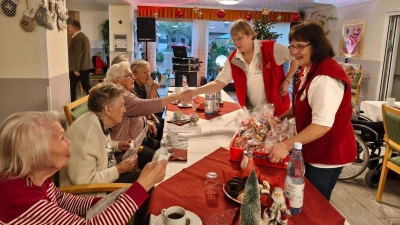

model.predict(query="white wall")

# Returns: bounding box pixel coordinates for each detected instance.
[309,0,400,101]
[66,1,108,50]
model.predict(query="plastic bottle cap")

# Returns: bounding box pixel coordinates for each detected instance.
[294,142,302,150]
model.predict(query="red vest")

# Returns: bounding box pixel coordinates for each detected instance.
[228,40,290,116]
[293,58,356,164]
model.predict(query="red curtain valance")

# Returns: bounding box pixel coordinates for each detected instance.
[138,6,294,23]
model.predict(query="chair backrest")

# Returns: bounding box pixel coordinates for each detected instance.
[64,95,89,126]
[353,69,364,88]
[382,104,400,152]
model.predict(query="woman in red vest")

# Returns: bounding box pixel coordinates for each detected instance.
[183,19,298,115]
[267,22,356,201]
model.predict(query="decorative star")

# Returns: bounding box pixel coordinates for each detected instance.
[118,20,123,24]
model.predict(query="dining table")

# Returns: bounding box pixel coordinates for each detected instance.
[147,88,350,225]
[360,100,400,122]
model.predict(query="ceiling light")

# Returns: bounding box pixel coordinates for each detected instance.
[219,0,239,5]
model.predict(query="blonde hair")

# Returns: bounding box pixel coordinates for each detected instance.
[106,61,130,82]
[0,111,59,180]
[230,19,256,40]
[130,60,149,75]
[341,64,355,73]
[111,55,129,65]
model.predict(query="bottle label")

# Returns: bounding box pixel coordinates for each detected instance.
[284,182,304,208]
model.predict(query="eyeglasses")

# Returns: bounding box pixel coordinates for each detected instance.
[119,74,134,79]
[288,43,311,52]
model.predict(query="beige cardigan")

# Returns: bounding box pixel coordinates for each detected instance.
[59,112,120,193]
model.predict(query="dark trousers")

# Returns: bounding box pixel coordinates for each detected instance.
[69,69,92,102]
[304,163,343,201]
[114,138,158,170]
[152,115,164,141]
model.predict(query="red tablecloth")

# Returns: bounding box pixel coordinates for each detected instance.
[166,96,241,120]
[147,148,345,225]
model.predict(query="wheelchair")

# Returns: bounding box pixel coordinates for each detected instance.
[338,113,386,188]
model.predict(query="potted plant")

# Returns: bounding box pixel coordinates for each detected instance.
[100,20,109,56]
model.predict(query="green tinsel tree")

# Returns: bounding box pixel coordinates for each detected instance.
[240,170,261,225]
[252,14,282,40]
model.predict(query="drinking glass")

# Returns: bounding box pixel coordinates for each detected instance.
[192,95,200,113]
[204,172,218,194]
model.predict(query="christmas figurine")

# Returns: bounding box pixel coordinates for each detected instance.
[263,186,291,225]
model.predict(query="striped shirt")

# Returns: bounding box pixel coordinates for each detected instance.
[0,177,148,224]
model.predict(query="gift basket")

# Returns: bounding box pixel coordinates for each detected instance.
[229,104,296,169]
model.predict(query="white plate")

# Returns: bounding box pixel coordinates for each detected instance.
[153,210,202,225]
[178,103,192,108]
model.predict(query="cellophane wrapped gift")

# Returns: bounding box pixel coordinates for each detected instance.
[229,104,296,168]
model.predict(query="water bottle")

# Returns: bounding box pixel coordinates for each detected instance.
[212,92,220,114]
[205,93,213,116]
[284,142,305,215]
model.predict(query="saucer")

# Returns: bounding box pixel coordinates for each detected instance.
[153,210,202,225]
[170,115,189,122]
[178,103,192,108]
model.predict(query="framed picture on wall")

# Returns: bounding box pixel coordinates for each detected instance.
[339,20,366,58]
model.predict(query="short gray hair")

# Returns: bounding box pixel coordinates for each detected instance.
[106,61,130,82]
[341,64,355,73]
[130,60,149,75]
[88,82,126,113]
[111,55,129,66]
[0,111,59,180]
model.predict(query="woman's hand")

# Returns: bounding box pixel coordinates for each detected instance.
[116,155,138,174]
[147,121,157,136]
[266,142,291,164]
[118,139,134,152]
[137,159,168,191]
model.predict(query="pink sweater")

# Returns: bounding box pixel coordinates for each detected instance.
[0,177,148,224]
[111,91,163,141]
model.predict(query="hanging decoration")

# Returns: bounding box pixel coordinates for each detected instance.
[262,5,269,16]
[193,6,199,14]
[277,14,282,21]
[291,12,300,22]
[153,12,158,18]
[252,8,282,40]
[175,9,183,18]
[245,12,252,21]
[198,10,203,17]
[217,9,225,19]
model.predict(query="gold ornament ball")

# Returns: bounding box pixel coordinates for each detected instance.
[198,11,203,17]
[193,6,199,14]
[277,15,282,21]
[153,12,158,18]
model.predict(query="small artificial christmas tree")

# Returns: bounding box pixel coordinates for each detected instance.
[240,170,261,225]
[252,14,282,40]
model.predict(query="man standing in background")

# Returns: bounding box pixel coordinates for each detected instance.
[68,20,91,102]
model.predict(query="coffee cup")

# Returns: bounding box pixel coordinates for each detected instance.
[181,100,189,107]
[167,132,179,144]
[386,98,396,107]
[161,206,190,225]
[173,111,184,120]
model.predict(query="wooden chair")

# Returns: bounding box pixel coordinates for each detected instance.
[64,95,89,126]
[351,69,364,106]
[375,104,400,202]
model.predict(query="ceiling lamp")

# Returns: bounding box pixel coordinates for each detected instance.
[219,0,239,5]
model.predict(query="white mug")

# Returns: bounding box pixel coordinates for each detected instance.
[173,111,184,120]
[161,206,190,225]
[386,98,396,106]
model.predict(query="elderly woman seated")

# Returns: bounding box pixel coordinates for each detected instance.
[131,60,165,140]
[0,110,167,224]
[107,61,182,169]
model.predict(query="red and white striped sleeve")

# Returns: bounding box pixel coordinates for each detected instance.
[2,179,148,225]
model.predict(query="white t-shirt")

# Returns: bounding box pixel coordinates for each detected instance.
[216,40,292,110]
[298,72,349,168]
